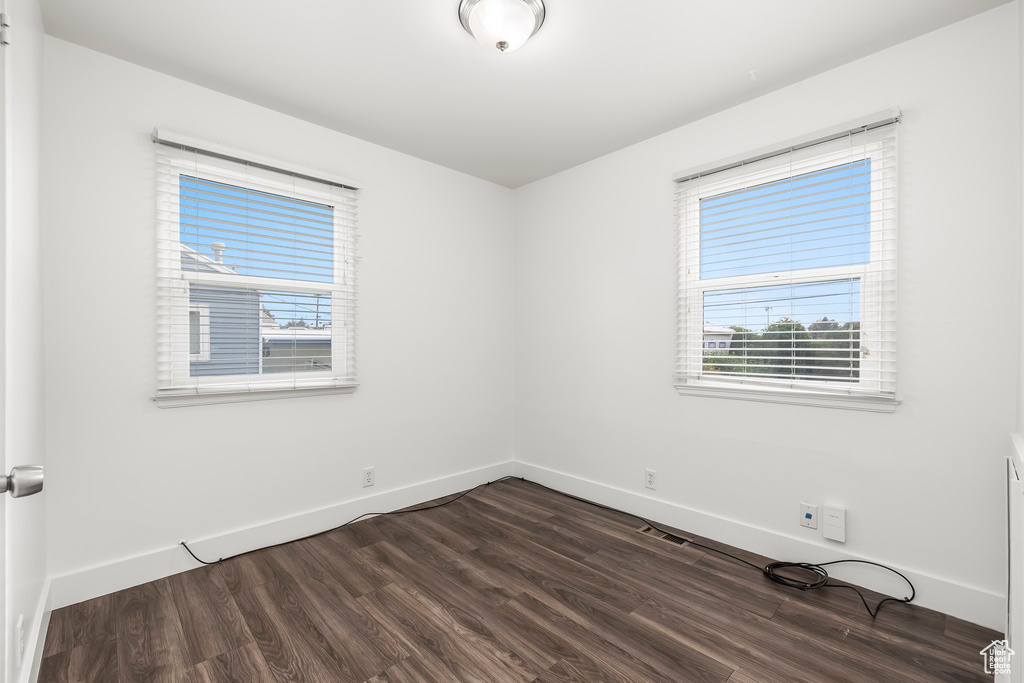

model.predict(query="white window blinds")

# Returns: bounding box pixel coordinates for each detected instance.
[155,137,359,405]
[675,116,898,410]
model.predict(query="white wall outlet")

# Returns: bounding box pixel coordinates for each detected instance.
[362,467,375,488]
[644,469,657,490]
[800,503,818,529]
[15,613,24,667]
[823,505,846,542]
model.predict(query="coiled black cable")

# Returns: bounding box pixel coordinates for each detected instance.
[763,559,915,618]
[508,479,916,619]
[181,476,914,619]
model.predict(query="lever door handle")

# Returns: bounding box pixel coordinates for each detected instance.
[1,465,43,498]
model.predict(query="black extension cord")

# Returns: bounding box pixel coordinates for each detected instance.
[180,476,914,619]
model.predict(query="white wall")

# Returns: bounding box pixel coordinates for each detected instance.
[1019,0,1024,440]
[36,0,1020,636]
[1012,0,1024,660]
[5,0,47,679]
[514,5,1018,628]
[41,38,514,579]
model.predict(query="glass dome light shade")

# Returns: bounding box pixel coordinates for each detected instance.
[461,0,544,54]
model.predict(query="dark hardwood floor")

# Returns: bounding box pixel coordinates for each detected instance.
[39,479,998,682]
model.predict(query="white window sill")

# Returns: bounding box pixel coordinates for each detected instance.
[674,381,898,413]
[154,384,358,408]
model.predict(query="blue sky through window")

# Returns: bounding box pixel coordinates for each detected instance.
[179,175,334,282]
[179,174,335,326]
[700,160,871,278]
[703,279,860,331]
[261,290,332,328]
[699,160,870,330]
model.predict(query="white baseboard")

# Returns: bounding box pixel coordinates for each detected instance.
[1007,435,1024,683]
[41,456,1004,637]
[49,460,515,611]
[512,460,1005,632]
[18,577,51,683]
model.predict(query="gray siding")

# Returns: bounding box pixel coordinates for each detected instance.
[189,286,260,377]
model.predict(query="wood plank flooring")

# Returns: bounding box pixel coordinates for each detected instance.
[39,479,998,682]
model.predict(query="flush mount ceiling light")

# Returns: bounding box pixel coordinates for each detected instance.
[459,0,546,54]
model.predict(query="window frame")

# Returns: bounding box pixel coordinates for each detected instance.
[155,144,359,407]
[188,301,210,362]
[675,122,898,412]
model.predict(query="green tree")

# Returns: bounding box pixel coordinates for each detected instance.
[703,318,861,383]
[808,317,839,336]
[800,321,860,381]
[759,318,808,377]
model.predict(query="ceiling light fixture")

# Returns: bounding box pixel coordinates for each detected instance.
[458,0,545,54]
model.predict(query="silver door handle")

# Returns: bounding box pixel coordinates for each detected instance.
[1,466,43,498]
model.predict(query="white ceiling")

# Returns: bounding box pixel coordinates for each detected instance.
[41,0,1008,187]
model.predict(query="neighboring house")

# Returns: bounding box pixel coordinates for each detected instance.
[259,308,332,374]
[703,322,735,353]
[182,244,261,377]
[182,244,331,377]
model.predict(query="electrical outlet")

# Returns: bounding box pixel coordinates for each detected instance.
[15,614,24,667]
[362,467,375,488]
[800,503,818,529]
[644,469,657,490]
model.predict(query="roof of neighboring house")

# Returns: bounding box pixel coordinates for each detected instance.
[260,309,331,341]
[180,244,236,274]
[261,326,331,341]
[703,323,736,335]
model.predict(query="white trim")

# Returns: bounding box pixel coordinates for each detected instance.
[39,457,1003,642]
[48,460,514,610]
[188,302,210,362]
[15,577,50,683]
[674,380,899,412]
[181,270,336,295]
[156,143,358,401]
[676,122,898,404]
[1006,435,1024,682]
[695,264,868,292]
[152,128,362,190]
[1010,432,1024,481]
[511,460,1004,631]
[154,383,358,408]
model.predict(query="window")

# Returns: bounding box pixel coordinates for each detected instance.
[188,304,210,362]
[675,114,898,411]
[155,133,359,406]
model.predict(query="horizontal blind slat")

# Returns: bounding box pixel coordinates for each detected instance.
[156,142,359,396]
[675,121,898,400]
